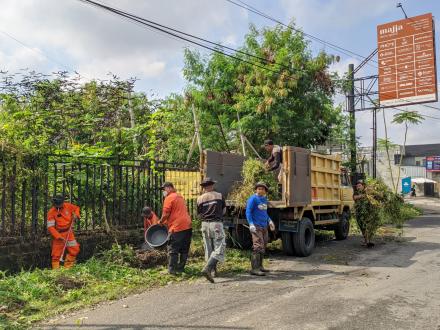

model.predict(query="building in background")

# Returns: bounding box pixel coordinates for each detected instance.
[362,143,440,197]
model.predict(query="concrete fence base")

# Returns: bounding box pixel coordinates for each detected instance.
[0,229,144,273]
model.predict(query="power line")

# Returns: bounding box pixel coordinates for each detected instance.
[76,0,352,86]
[228,0,440,113]
[224,0,377,66]
[363,99,440,120]
[0,30,74,72]
[76,0,301,77]
[362,86,440,112]
[91,1,273,67]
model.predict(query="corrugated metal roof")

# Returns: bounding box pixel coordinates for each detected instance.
[404,144,440,157]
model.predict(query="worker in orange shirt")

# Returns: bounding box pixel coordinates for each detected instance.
[142,206,159,233]
[159,182,192,275]
[47,195,80,269]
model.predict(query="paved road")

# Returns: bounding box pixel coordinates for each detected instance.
[42,215,440,330]
[406,197,440,214]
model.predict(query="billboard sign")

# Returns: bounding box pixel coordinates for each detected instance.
[377,13,437,107]
[426,156,440,172]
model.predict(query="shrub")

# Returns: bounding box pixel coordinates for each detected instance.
[354,178,420,244]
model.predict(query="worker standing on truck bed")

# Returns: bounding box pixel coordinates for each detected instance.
[245,182,276,276]
[263,139,283,183]
[197,177,226,283]
[47,195,80,269]
[159,182,193,275]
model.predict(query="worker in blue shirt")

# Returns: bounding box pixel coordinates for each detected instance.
[246,182,275,276]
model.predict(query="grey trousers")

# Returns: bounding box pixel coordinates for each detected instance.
[201,221,226,262]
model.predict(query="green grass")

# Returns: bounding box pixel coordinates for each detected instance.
[0,243,250,330]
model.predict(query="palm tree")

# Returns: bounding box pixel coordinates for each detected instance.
[392,111,424,193]
[377,137,397,190]
[379,109,396,190]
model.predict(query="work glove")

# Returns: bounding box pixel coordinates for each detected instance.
[249,224,257,233]
[269,220,275,232]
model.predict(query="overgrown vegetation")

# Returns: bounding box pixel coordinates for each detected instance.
[0,243,249,330]
[228,158,280,208]
[354,178,421,245]
[0,23,345,164]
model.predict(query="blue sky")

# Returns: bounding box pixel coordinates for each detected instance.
[0,0,439,147]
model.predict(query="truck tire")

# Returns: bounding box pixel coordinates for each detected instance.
[293,217,315,257]
[334,211,350,240]
[281,232,295,256]
[230,225,252,250]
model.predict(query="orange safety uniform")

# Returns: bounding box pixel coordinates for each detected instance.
[47,202,80,269]
[162,192,192,233]
[144,211,160,233]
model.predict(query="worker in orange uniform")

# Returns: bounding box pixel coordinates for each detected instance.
[159,182,192,275]
[142,206,160,233]
[47,195,80,269]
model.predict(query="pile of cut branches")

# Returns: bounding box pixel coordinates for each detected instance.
[228,158,280,209]
[354,178,420,246]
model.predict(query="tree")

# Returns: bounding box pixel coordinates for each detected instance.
[0,71,156,158]
[392,111,424,193]
[379,109,396,189]
[182,23,342,158]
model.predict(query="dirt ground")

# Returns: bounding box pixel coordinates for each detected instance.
[41,214,440,330]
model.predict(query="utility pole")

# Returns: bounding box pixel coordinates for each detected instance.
[372,107,377,179]
[348,63,356,174]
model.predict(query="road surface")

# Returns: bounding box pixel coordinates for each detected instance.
[42,214,440,330]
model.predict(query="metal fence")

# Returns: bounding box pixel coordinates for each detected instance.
[0,152,200,239]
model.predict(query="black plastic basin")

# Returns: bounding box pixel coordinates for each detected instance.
[145,224,169,248]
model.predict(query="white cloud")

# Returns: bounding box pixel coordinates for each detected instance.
[79,55,166,80]
[0,45,47,72]
[0,0,245,90]
[356,107,440,147]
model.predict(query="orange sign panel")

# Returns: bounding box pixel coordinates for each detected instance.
[377,13,437,107]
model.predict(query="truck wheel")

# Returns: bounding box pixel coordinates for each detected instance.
[334,211,350,240]
[230,225,252,250]
[293,217,315,257]
[281,232,295,256]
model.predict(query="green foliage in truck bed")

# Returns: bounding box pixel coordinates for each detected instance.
[228,158,280,208]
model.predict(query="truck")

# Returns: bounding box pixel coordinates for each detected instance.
[202,146,354,257]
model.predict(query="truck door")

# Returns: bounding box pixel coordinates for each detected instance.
[284,147,311,206]
[202,150,245,198]
[340,171,354,205]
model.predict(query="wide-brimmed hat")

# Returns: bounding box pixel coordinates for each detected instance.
[200,177,217,187]
[254,182,269,191]
[160,181,174,190]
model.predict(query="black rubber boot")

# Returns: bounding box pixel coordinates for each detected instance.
[176,253,188,273]
[212,263,218,278]
[250,253,265,276]
[168,253,179,275]
[259,253,269,273]
[202,258,218,283]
